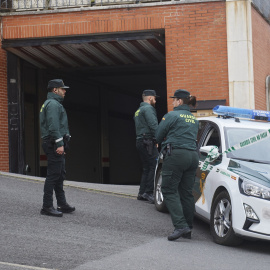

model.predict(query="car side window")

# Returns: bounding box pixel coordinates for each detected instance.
[197,121,222,154]
[197,121,208,142]
[204,128,221,150]
[201,126,222,163]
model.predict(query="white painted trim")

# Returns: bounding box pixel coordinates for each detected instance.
[226,0,255,109]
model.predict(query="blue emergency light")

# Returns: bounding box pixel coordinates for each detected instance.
[213,105,270,121]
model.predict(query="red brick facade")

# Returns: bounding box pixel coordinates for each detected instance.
[2,2,229,110]
[252,7,270,110]
[0,1,229,171]
[0,42,8,171]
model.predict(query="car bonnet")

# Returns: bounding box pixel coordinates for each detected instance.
[228,159,270,188]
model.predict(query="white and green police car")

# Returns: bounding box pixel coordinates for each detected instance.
[154,106,270,246]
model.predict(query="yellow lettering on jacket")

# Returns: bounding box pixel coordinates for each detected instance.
[180,114,196,124]
[185,119,195,124]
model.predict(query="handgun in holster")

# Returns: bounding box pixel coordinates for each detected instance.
[143,138,153,155]
[166,143,172,156]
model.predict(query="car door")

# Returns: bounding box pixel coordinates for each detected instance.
[193,120,222,220]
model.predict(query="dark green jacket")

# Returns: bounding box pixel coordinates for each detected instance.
[40,92,70,147]
[134,102,158,140]
[156,104,198,150]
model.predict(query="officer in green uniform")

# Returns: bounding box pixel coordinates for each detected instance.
[156,89,199,241]
[134,89,159,203]
[40,79,75,217]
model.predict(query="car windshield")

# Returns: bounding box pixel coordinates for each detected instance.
[225,127,270,164]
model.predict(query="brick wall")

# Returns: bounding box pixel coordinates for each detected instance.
[252,6,270,110]
[163,3,228,111]
[2,2,229,112]
[0,42,9,172]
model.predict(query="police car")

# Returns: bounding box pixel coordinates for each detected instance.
[154,106,270,246]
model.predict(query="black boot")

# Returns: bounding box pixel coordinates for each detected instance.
[40,206,63,217]
[168,227,191,241]
[137,193,148,201]
[57,203,75,213]
[182,231,192,239]
[142,193,154,204]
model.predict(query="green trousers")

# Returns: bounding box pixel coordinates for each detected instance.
[161,148,199,229]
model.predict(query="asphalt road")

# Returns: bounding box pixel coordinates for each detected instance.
[1,174,270,270]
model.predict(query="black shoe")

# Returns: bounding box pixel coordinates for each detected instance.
[57,203,75,213]
[182,231,191,239]
[40,207,63,217]
[137,193,148,201]
[142,193,154,204]
[168,227,191,241]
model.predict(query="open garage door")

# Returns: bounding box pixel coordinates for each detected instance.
[3,30,167,184]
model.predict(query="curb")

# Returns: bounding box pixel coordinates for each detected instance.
[0,171,138,198]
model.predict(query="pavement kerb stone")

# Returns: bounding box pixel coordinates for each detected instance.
[0,171,138,198]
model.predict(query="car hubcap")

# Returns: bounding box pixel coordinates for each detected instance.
[155,175,164,205]
[213,198,232,237]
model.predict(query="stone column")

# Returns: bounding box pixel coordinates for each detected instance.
[226,0,255,108]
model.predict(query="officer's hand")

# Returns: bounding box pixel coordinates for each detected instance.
[56,146,64,155]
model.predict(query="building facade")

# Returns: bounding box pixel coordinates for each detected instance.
[0,0,269,183]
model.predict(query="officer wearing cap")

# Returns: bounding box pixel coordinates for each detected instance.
[156,89,199,241]
[134,89,159,203]
[39,79,75,217]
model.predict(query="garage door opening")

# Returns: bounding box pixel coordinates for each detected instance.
[5,30,167,185]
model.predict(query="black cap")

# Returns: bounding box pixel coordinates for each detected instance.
[143,89,159,97]
[170,89,190,99]
[47,79,69,89]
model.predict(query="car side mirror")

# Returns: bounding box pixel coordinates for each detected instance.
[199,145,221,162]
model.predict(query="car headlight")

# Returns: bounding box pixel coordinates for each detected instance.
[243,203,259,220]
[240,178,270,200]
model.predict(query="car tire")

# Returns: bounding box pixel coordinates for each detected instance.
[210,190,243,246]
[154,166,168,213]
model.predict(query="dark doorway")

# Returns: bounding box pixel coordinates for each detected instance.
[23,63,39,176]
[4,30,167,184]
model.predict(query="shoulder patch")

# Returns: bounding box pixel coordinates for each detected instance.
[40,104,45,113]
[135,109,140,117]
[162,117,165,120]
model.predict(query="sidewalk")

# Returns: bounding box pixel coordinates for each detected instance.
[0,171,139,197]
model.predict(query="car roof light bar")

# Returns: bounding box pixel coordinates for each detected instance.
[213,105,270,121]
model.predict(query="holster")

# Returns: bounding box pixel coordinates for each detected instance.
[162,144,172,157]
[143,138,154,155]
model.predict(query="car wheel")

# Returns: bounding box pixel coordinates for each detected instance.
[210,190,243,246]
[154,166,168,213]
